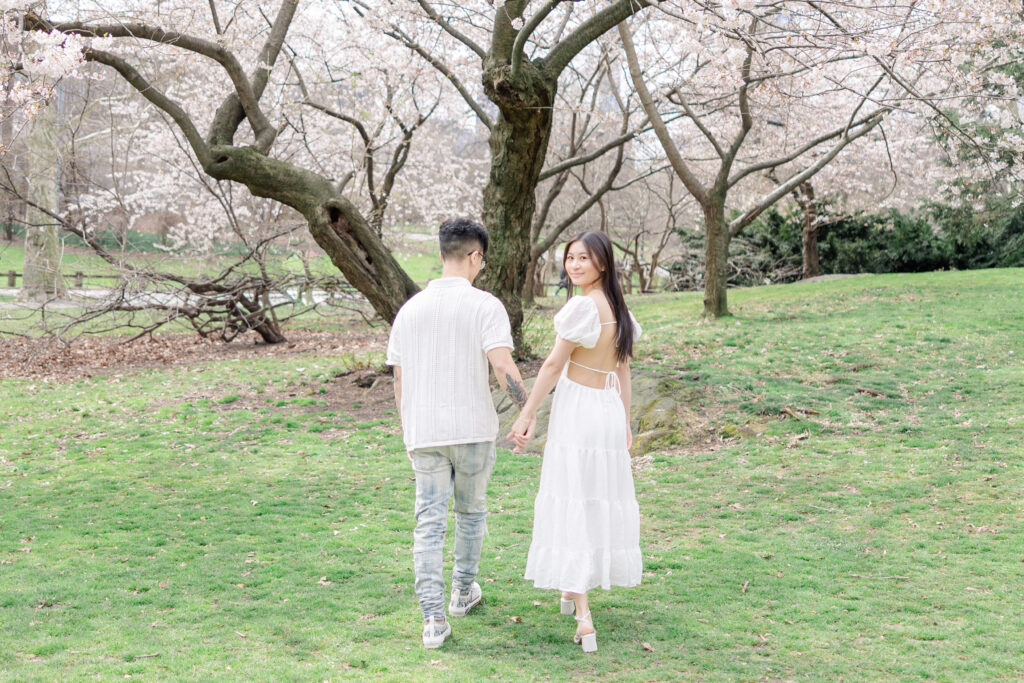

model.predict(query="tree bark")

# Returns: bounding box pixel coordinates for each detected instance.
[20,97,66,301]
[702,197,730,318]
[0,107,16,243]
[480,62,555,350]
[795,182,820,279]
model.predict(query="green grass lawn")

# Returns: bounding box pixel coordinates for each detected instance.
[2,269,1023,680]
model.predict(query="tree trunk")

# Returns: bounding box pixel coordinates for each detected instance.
[1,114,15,243]
[20,98,66,301]
[631,250,645,293]
[203,146,417,323]
[521,251,539,305]
[648,252,660,293]
[481,64,556,352]
[702,198,730,318]
[796,182,820,279]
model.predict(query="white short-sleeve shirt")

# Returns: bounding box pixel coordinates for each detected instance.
[386,277,514,450]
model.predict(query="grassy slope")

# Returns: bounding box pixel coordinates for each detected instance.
[1,269,1022,681]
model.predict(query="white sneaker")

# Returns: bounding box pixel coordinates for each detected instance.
[422,616,451,649]
[448,581,482,617]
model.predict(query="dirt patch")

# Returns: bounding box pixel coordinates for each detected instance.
[0,328,388,382]
[0,328,404,423]
[202,367,399,425]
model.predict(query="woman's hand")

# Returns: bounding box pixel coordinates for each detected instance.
[507,413,536,453]
[626,424,633,450]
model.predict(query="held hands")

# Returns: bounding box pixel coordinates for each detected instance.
[506,413,537,453]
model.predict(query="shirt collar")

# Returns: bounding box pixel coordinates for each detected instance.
[428,277,472,288]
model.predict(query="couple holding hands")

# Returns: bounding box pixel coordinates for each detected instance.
[387,218,642,652]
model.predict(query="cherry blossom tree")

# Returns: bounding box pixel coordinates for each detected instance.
[15,0,420,323]
[620,1,1022,317]
[386,0,659,345]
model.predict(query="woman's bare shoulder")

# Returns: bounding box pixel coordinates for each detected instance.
[585,292,614,319]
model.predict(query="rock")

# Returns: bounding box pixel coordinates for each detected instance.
[494,367,703,456]
[354,371,378,388]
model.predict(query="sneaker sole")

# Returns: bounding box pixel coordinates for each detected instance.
[448,596,481,617]
[423,628,450,648]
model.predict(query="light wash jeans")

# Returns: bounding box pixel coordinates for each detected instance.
[410,441,497,620]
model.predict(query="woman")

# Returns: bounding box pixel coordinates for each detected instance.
[508,230,642,653]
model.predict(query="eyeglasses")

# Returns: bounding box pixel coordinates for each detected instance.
[467,250,486,267]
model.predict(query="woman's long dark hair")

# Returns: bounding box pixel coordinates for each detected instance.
[563,231,634,362]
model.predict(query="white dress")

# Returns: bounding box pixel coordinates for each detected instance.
[524,296,643,594]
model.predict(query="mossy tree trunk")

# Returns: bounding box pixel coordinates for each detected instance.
[795,182,820,279]
[480,61,555,349]
[702,197,731,318]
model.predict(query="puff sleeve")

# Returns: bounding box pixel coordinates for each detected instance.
[553,296,602,348]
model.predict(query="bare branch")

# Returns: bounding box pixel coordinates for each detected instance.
[414,0,487,60]
[715,23,757,192]
[208,0,223,34]
[727,110,887,188]
[384,26,493,130]
[511,0,560,79]
[672,91,724,160]
[83,49,211,168]
[544,0,653,77]
[539,119,648,180]
[619,18,708,205]
[729,114,884,236]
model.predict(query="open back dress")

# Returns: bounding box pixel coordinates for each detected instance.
[523,295,643,594]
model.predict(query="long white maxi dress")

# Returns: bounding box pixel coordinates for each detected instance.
[524,295,643,594]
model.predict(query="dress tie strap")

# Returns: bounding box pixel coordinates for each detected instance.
[568,359,621,393]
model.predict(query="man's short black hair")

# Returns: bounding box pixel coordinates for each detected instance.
[439,217,489,260]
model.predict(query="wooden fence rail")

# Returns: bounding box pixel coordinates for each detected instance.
[5,271,125,288]
[4,270,359,294]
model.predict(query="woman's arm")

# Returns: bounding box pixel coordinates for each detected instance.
[508,336,577,450]
[615,359,633,449]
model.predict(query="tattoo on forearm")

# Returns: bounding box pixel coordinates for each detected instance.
[505,374,527,408]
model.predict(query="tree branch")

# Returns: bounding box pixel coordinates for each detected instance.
[717,33,755,189]
[83,49,211,168]
[727,110,887,188]
[539,119,647,180]
[544,0,653,77]
[209,0,298,150]
[414,0,487,60]
[728,114,884,237]
[511,0,560,79]
[384,26,493,130]
[25,12,284,152]
[619,18,708,205]
[672,91,724,159]
[208,0,223,34]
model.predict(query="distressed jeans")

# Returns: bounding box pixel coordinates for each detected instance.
[410,441,497,620]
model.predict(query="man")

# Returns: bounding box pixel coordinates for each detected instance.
[386,217,532,649]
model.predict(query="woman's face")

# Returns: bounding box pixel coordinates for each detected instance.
[564,241,602,290]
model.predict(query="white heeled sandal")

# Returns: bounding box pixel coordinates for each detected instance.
[573,611,597,653]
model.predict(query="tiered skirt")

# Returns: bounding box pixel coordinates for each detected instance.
[524,373,642,593]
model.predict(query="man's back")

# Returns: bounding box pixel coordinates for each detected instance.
[387,277,512,450]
